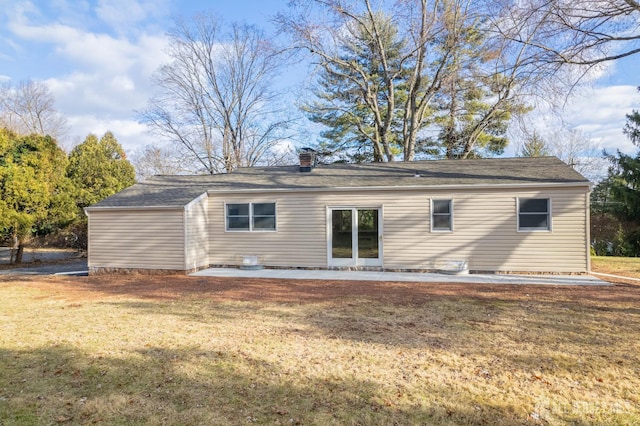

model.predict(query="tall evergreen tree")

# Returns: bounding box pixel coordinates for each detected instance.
[304,11,406,162]
[281,0,533,162]
[67,131,136,212]
[596,86,640,255]
[0,129,75,263]
[609,88,640,221]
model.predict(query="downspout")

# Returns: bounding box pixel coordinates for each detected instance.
[183,205,188,272]
[586,186,592,273]
[83,207,91,272]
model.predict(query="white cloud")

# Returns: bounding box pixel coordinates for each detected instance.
[96,0,170,35]
[564,85,639,154]
[1,1,172,152]
[8,21,153,74]
[66,114,158,153]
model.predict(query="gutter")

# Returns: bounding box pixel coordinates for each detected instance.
[85,205,191,213]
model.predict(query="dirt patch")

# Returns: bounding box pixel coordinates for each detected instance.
[4,272,638,306]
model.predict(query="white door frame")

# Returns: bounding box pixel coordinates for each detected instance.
[326,206,383,267]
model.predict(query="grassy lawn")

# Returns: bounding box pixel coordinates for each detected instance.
[592,256,640,279]
[1,275,639,425]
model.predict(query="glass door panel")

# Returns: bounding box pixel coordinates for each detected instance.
[357,209,379,259]
[329,208,382,267]
[331,209,353,259]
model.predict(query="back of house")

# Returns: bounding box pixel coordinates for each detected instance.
[85,155,591,274]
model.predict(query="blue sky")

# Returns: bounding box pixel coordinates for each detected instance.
[0,0,638,160]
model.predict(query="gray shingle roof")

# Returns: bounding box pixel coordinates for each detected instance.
[88,157,590,209]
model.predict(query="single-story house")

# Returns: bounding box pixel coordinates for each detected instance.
[85,155,592,274]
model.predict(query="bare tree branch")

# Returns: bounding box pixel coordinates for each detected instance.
[138,13,294,174]
[491,0,640,67]
[0,80,69,145]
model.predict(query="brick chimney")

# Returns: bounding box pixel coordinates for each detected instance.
[299,147,317,172]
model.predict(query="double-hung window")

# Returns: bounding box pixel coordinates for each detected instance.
[518,198,551,231]
[431,199,453,232]
[226,202,276,231]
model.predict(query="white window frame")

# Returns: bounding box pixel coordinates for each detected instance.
[517,197,552,232]
[225,202,277,232]
[431,198,454,233]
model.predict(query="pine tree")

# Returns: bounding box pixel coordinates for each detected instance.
[304,12,406,162]
[518,131,550,157]
[599,86,640,255]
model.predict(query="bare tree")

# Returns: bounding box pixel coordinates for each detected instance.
[549,128,603,178]
[131,143,199,181]
[515,124,604,179]
[279,0,542,161]
[139,13,294,174]
[279,0,441,161]
[0,80,69,143]
[490,0,640,67]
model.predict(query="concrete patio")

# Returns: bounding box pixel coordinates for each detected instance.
[191,267,610,286]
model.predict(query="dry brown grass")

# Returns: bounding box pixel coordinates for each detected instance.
[592,256,640,279]
[1,274,639,425]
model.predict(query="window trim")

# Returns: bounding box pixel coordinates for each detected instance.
[225,202,277,232]
[517,197,552,232]
[431,198,454,233]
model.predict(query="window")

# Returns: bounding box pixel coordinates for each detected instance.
[518,198,550,231]
[226,202,276,231]
[227,204,250,230]
[252,203,276,230]
[431,199,453,232]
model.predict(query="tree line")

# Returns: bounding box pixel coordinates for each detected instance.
[0,129,134,263]
[591,93,640,256]
[138,0,639,168]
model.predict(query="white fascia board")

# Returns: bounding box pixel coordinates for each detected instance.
[84,205,185,213]
[206,181,591,195]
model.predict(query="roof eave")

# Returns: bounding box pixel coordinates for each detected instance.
[85,205,186,213]
[206,180,592,194]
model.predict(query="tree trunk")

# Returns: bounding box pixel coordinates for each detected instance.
[15,239,24,264]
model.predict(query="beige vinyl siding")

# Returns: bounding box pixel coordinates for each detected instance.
[208,186,589,273]
[184,195,209,270]
[209,195,328,267]
[383,187,589,273]
[88,209,185,270]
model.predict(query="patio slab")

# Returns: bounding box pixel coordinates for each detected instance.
[191,268,610,286]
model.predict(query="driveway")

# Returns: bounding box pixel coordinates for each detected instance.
[0,247,87,276]
[0,259,88,276]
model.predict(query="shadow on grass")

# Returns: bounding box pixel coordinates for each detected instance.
[0,344,550,425]
[3,277,640,425]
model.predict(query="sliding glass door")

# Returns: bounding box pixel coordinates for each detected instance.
[329,208,381,267]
